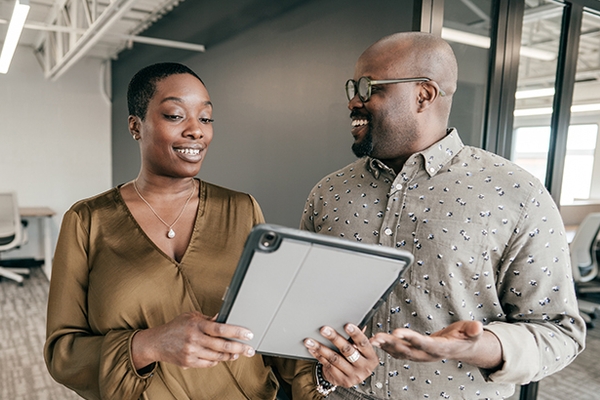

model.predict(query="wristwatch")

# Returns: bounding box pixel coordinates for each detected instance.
[315,362,337,397]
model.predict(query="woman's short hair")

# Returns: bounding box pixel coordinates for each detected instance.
[127,62,205,120]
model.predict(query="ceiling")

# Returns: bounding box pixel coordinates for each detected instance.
[444,0,600,116]
[517,0,600,113]
[0,0,203,80]
[2,0,600,110]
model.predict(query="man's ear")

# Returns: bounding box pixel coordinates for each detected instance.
[417,82,443,112]
[128,115,141,140]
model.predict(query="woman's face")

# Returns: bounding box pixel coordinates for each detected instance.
[133,73,214,178]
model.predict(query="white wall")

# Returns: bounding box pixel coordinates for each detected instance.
[0,46,111,262]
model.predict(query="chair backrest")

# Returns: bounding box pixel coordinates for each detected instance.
[570,212,600,283]
[0,192,23,252]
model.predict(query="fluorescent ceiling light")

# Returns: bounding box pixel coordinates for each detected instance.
[571,103,600,113]
[441,27,556,61]
[515,88,555,99]
[514,107,553,117]
[442,28,490,49]
[514,103,600,116]
[519,46,556,61]
[0,0,30,74]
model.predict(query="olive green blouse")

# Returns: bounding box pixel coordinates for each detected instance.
[44,180,283,400]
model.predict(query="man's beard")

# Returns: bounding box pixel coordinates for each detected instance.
[352,130,374,158]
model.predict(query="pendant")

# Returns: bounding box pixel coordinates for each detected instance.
[167,228,176,239]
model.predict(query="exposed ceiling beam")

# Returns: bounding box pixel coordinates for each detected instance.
[43,0,138,80]
[0,18,205,53]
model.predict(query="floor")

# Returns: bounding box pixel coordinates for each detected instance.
[1,267,599,400]
[0,267,80,400]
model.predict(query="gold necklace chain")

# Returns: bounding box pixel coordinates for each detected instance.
[133,179,196,239]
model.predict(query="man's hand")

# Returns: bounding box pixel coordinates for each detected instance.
[370,320,503,370]
[303,324,379,387]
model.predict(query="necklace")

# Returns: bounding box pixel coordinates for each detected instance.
[133,179,196,239]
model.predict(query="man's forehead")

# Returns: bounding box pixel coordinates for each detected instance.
[355,51,405,78]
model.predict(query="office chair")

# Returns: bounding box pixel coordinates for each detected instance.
[0,192,30,285]
[569,212,600,327]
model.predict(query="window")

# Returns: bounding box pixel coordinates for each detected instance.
[513,123,598,204]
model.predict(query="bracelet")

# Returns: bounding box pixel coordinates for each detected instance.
[315,362,337,397]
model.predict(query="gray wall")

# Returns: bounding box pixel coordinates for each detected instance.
[112,0,415,228]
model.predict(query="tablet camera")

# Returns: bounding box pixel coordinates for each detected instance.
[259,231,279,251]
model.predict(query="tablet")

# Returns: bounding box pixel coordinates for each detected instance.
[216,224,413,360]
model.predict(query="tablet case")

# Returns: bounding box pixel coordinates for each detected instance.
[216,224,413,360]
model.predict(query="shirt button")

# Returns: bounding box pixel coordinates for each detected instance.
[375,382,383,389]
[429,167,435,173]
[395,184,403,190]
[384,228,393,236]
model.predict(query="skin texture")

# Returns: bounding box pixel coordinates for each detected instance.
[121,72,256,371]
[305,32,503,386]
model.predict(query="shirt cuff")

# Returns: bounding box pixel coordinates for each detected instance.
[483,322,539,384]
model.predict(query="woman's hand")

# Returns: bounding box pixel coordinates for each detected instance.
[303,324,379,387]
[132,312,255,370]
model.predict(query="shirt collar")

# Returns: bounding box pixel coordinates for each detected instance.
[365,128,464,179]
[417,128,464,177]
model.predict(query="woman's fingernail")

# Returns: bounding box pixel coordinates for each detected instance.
[232,354,239,360]
[245,331,254,340]
[305,339,315,347]
[322,327,332,336]
[246,348,255,357]
[346,324,356,333]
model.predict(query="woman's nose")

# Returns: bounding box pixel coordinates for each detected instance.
[185,119,205,139]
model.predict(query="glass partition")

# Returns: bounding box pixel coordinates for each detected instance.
[442,0,493,147]
[513,6,600,206]
[511,0,564,180]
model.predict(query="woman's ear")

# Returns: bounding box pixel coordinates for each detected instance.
[128,115,141,140]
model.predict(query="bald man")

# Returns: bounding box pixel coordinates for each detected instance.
[293,32,585,400]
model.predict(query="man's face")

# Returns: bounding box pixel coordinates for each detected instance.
[348,52,419,163]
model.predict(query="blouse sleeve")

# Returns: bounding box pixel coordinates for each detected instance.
[44,207,154,400]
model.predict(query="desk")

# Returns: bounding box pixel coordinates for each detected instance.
[19,207,55,280]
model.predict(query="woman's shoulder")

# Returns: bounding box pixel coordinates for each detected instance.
[202,180,256,203]
[67,187,121,215]
[201,180,263,222]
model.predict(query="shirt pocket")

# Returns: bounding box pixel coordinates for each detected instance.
[408,219,489,292]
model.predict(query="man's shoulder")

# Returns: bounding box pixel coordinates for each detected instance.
[310,158,369,187]
[459,145,545,188]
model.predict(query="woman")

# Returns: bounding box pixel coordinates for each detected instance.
[44,63,291,399]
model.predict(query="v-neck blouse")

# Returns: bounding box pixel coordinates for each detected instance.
[44,180,281,400]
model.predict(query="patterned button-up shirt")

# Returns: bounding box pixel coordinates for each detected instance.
[300,130,585,399]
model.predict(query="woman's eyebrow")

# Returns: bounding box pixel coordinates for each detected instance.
[160,97,213,108]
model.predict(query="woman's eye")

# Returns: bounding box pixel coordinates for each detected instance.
[200,118,214,124]
[165,114,182,120]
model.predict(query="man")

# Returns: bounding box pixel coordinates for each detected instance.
[295,32,586,400]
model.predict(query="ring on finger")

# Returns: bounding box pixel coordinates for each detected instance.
[346,349,360,363]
